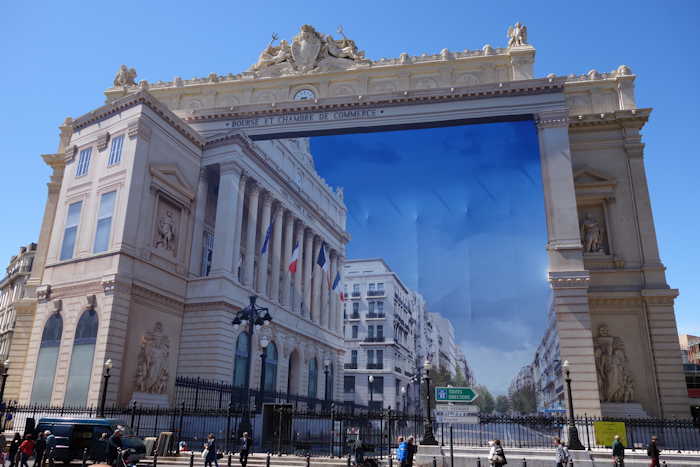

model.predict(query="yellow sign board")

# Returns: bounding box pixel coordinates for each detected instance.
[594,421,628,447]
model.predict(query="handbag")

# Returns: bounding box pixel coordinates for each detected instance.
[494,447,507,465]
[201,449,208,459]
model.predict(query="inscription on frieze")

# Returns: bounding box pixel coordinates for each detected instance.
[224,108,385,130]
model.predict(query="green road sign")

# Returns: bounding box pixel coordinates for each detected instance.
[435,387,478,403]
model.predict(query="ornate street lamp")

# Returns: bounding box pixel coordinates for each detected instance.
[98,359,112,418]
[562,360,585,450]
[368,375,374,408]
[0,359,9,404]
[401,385,407,414]
[258,335,270,411]
[231,296,272,432]
[420,359,438,445]
[324,359,331,403]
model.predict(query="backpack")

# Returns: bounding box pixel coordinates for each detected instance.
[396,442,408,462]
[493,446,507,465]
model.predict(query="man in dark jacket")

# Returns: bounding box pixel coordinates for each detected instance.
[238,433,251,467]
[611,435,625,466]
[33,432,46,467]
[108,430,123,467]
[647,436,660,467]
[406,437,417,467]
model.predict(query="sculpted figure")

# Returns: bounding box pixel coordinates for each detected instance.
[507,22,528,48]
[581,213,604,253]
[252,37,293,71]
[113,64,137,87]
[325,34,366,61]
[135,322,171,394]
[594,324,635,402]
[155,210,176,251]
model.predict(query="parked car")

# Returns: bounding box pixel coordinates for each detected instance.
[35,417,146,464]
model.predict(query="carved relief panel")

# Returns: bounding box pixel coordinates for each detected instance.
[593,323,635,403]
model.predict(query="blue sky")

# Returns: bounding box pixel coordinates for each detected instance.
[310,122,549,391]
[1,4,698,336]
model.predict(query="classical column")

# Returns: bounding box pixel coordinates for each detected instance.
[243,184,260,286]
[320,246,330,329]
[536,109,601,416]
[311,236,321,324]
[294,221,305,313]
[336,255,345,334]
[281,211,294,306]
[231,174,248,282]
[189,167,209,276]
[328,251,337,331]
[269,204,283,302]
[303,229,313,318]
[257,193,272,295]
[211,162,242,276]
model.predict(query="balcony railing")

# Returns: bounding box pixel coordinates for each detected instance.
[347,313,361,320]
[364,337,385,343]
[344,363,358,369]
[351,292,361,298]
[367,363,384,370]
[367,290,385,297]
[366,313,385,319]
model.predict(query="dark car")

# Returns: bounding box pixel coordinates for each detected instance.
[35,417,146,464]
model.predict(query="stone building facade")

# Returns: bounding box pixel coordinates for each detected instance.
[18,23,689,417]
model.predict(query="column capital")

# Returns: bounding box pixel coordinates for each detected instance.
[219,161,242,175]
[247,181,260,196]
[261,191,273,207]
[535,110,569,129]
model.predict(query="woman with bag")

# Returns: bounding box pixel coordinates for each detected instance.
[203,433,218,467]
[489,439,507,467]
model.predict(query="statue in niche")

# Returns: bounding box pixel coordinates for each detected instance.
[113,65,137,87]
[581,213,605,253]
[135,322,170,394]
[507,22,528,48]
[594,324,635,402]
[155,210,176,251]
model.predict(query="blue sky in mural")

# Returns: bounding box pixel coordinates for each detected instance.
[310,120,550,393]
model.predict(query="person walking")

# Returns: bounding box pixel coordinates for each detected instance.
[18,434,34,467]
[406,437,417,467]
[238,433,251,467]
[204,434,218,467]
[108,430,123,467]
[488,439,507,467]
[94,433,109,463]
[33,432,46,467]
[9,433,21,467]
[44,431,55,464]
[396,437,408,467]
[553,437,569,467]
[647,436,660,467]
[612,435,625,467]
[352,436,365,466]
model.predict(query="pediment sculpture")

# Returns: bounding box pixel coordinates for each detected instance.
[249,25,370,77]
[507,22,528,48]
[113,64,138,87]
[135,322,171,394]
[594,324,635,403]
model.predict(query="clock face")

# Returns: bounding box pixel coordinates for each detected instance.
[293,89,315,101]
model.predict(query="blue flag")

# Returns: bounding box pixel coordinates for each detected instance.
[260,222,273,255]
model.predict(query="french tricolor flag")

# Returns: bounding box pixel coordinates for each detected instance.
[288,241,299,273]
[332,271,344,301]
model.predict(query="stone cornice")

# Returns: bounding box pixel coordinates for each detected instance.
[71,91,205,148]
[132,283,185,309]
[588,289,678,307]
[568,108,651,130]
[183,77,566,124]
[183,301,242,313]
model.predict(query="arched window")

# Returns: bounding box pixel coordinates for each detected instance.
[307,358,318,399]
[233,332,250,388]
[31,313,63,404]
[263,342,277,392]
[65,309,98,406]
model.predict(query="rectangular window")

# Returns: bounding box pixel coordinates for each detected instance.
[344,376,355,393]
[201,231,215,276]
[76,148,92,177]
[372,376,384,394]
[352,325,358,339]
[107,134,125,166]
[368,302,375,313]
[351,350,358,365]
[377,350,383,365]
[60,201,83,260]
[367,350,374,364]
[377,282,385,292]
[368,326,374,338]
[377,325,384,339]
[353,302,359,313]
[396,379,401,397]
[377,302,384,314]
[93,191,116,253]
[368,283,376,291]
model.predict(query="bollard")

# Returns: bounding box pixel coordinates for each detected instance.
[521,457,527,467]
[153,452,158,467]
[476,457,481,467]
[82,448,88,467]
[189,452,194,467]
[227,453,232,467]
[432,456,437,467]
[662,462,667,467]
[347,454,351,467]
[306,454,311,467]
[266,453,271,467]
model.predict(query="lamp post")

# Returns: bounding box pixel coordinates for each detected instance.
[562,360,585,450]
[258,335,270,411]
[98,359,112,418]
[232,296,273,432]
[368,375,374,408]
[0,360,9,403]
[324,359,331,404]
[420,359,438,445]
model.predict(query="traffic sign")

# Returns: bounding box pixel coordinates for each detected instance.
[434,406,480,424]
[435,387,478,403]
[436,403,479,414]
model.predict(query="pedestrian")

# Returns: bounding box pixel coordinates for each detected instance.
[396,437,408,467]
[612,435,625,467]
[9,433,21,467]
[94,433,109,463]
[488,439,507,467]
[406,436,417,467]
[647,436,660,467]
[352,436,365,466]
[238,432,251,467]
[553,437,569,467]
[44,431,55,463]
[18,434,34,467]
[33,432,46,467]
[108,429,123,467]
[204,434,218,467]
